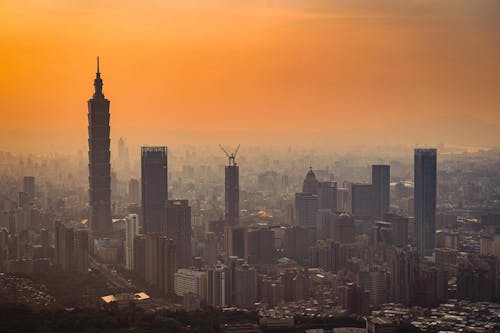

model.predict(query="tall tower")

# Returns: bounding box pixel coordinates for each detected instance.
[220,145,240,226]
[88,57,112,236]
[141,146,168,234]
[414,148,437,256]
[372,164,390,219]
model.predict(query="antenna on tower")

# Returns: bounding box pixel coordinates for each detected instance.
[219,144,240,166]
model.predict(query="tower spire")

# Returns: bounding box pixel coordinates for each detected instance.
[93,56,104,99]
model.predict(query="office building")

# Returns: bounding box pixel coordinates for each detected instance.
[302,167,320,194]
[233,263,257,308]
[351,184,373,219]
[128,178,140,205]
[174,268,206,298]
[166,200,192,268]
[332,213,355,244]
[204,232,218,266]
[74,229,89,274]
[372,165,390,219]
[225,226,246,259]
[283,226,309,265]
[22,176,35,204]
[244,226,275,264]
[207,263,231,307]
[125,214,139,270]
[414,148,437,256]
[141,146,168,234]
[318,181,337,212]
[87,58,113,236]
[224,155,239,227]
[390,246,419,306]
[294,192,318,243]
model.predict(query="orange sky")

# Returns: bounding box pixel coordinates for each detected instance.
[0,0,499,150]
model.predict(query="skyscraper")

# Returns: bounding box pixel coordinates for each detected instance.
[372,165,390,219]
[88,57,112,236]
[141,146,168,234]
[166,200,193,268]
[414,148,437,256]
[294,192,318,243]
[224,156,239,227]
[351,184,373,218]
[22,176,35,204]
[128,178,140,205]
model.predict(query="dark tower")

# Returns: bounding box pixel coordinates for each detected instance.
[414,148,437,256]
[220,145,240,227]
[141,146,168,233]
[88,57,112,236]
[372,164,390,219]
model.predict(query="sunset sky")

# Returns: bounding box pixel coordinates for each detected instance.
[1,0,499,151]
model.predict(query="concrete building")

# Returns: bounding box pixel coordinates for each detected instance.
[414,148,437,256]
[141,146,168,234]
[351,184,373,219]
[125,214,139,270]
[294,192,318,244]
[174,268,206,298]
[371,165,390,220]
[166,200,192,268]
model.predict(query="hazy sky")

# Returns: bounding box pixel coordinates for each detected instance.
[1,0,499,150]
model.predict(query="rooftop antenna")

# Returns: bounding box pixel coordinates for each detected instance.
[97,56,100,74]
[219,144,240,166]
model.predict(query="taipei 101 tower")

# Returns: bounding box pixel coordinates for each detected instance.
[88,57,112,236]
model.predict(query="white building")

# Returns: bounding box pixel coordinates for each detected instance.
[174,268,206,298]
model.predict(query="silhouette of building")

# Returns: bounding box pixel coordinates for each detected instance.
[207,263,231,307]
[302,167,320,194]
[141,146,168,234]
[87,57,113,236]
[166,200,192,268]
[351,184,373,219]
[332,213,355,244]
[318,181,337,212]
[245,226,275,264]
[233,263,257,308]
[22,176,35,204]
[372,165,390,219]
[283,226,309,265]
[390,246,419,306]
[414,148,437,256]
[225,226,246,259]
[294,192,318,244]
[125,214,139,270]
[225,156,239,227]
[128,178,140,205]
[204,232,218,266]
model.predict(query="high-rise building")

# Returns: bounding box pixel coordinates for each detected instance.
[351,184,373,219]
[244,226,275,264]
[22,176,35,204]
[316,209,334,240]
[294,192,318,243]
[224,156,239,227]
[358,267,387,306]
[372,165,390,219]
[233,263,257,308]
[133,235,146,279]
[166,200,192,268]
[302,167,320,194]
[144,233,176,295]
[204,232,218,266]
[390,246,419,306]
[318,181,337,212]
[283,226,309,265]
[207,263,231,307]
[141,146,168,234]
[174,268,206,298]
[74,229,89,274]
[225,226,246,259]
[125,214,139,270]
[332,213,355,244]
[55,221,74,272]
[88,58,113,236]
[414,148,437,256]
[128,178,140,205]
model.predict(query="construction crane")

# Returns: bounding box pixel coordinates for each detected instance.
[219,144,240,166]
